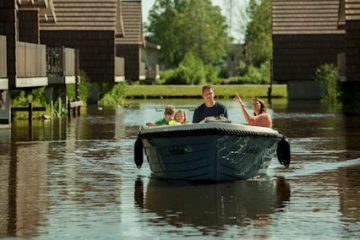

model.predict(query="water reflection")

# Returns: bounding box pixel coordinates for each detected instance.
[135,177,290,235]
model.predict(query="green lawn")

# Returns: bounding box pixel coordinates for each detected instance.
[125,84,287,99]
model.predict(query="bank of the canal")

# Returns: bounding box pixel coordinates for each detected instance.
[124,84,287,99]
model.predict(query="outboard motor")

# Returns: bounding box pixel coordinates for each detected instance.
[134,137,144,169]
[277,137,291,168]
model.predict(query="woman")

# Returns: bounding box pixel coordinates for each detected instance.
[234,95,272,128]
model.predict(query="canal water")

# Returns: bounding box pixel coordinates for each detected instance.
[0,99,359,239]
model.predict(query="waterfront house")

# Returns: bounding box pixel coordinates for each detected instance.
[40,0,126,103]
[0,0,59,124]
[272,0,345,99]
[116,0,145,82]
[338,0,360,96]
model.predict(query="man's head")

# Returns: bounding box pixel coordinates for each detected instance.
[202,85,215,106]
[163,105,175,122]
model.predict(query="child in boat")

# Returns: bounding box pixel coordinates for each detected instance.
[234,95,272,128]
[146,105,178,126]
[174,110,188,124]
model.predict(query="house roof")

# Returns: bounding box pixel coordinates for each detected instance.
[273,0,345,35]
[346,0,360,20]
[18,0,57,23]
[116,0,143,45]
[39,0,118,31]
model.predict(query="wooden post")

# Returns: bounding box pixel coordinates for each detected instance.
[67,99,71,118]
[75,49,80,101]
[28,102,32,125]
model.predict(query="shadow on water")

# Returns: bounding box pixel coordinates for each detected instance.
[134,177,290,235]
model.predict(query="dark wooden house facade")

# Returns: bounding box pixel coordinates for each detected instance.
[341,0,360,95]
[116,0,145,81]
[40,0,126,103]
[272,0,346,99]
[0,0,56,89]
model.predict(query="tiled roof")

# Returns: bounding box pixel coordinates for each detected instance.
[273,0,345,34]
[116,0,143,45]
[346,0,360,20]
[40,0,117,31]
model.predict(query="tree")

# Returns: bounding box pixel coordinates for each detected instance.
[146,0,230,68]
[245,0,272,67]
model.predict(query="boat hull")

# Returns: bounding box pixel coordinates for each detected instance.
[143,133,279,181]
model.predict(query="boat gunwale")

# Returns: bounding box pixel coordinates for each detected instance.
[139,122,283,139]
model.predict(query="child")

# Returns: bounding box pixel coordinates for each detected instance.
[174,110,188,124]
[146,105,178,126]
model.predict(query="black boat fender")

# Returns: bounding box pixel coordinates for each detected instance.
[134,137,144,169]
[277,137,291,168]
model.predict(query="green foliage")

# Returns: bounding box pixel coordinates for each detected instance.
[146,0,229,68]
[10,87,50,119]
[315,64,342,104]
[245,0,272,67]
[67,70,90,102]
[157,52,220,85]
[98,83,127,107]
[225,61,270,84]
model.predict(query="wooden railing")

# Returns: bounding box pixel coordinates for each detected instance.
[0,35,7,78]
[47,46,76,77]
[115,56,124,77]
[16,41,46,78]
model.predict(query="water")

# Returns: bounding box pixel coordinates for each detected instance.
[0,99,359,239]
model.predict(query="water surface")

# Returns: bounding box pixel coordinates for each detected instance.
[0,99,359,239]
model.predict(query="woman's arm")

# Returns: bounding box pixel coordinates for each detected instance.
[234,95,251,124]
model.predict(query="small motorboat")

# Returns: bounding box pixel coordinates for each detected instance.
[134,117,290,182]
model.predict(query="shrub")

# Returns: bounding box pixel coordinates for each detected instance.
[67,70,90,102]
[159,52,220,85]
[315,64,341,104]
[10,87,50,119]
[98,82,127,107]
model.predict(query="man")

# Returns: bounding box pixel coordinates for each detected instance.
[192,85,228,123]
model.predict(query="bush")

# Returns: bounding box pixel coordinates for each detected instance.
[67,70,90,102]
[98,82,127,107]
[224,61,270,84]
[315,64,341,104]
[159,52,220,85]
[11,87,50,119]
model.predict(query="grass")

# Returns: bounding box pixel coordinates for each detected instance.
[125,84,287,99]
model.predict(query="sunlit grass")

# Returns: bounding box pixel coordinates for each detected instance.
[125,84,287,99]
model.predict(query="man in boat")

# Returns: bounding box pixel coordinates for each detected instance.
[192,85,228,123]
[146,105,178,126]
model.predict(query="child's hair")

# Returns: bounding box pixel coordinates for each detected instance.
[164,105,175,115]
[175,110,188,123]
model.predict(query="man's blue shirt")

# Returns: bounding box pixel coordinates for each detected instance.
[192,102,228,123]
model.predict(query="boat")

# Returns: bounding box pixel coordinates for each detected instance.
[134,117,290,182]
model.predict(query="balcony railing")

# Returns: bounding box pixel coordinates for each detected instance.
[16,41,46,78]
[0,35,6,78]
[115,56,125,78]
[47,46,76,78]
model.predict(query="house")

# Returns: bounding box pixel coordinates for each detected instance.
[339,0,360,97]
[272,0,345,99]
[0,0,59,124]
[116,0,145,82]
[40,0,126,103]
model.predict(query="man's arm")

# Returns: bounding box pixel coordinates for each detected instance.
[223,106,228,118]
[192,108,200,123]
